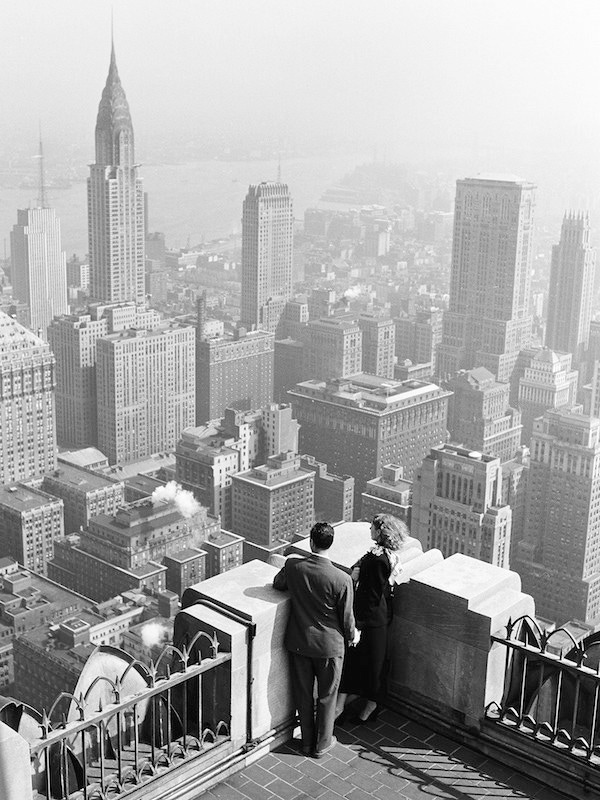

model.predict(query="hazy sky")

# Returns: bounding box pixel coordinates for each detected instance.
[2,0,600,174]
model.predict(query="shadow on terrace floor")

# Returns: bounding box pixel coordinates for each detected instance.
[197,707,571,800]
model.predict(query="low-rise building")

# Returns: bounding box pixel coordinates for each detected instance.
[361,464,412,524]
[202,531,244,577]
[42,462,125,535]
[232,453,315,549]
[299,455,354,523]
[48,497,220,601]
[0,565,90,690]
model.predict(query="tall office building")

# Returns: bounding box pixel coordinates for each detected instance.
[96,322,195,464]
[303,318,362,380]
[358,313,395,378]
[49,303,160,448]
[515,410,600,625]
[0,312,56,483]
[10,138,67,337]
[395,307,443,374]
[437,175,536,383]
[196,320,274,425]
[412,444,512,568]
[240,182,293,333]
[546,212,595,369]
[11,208,67,337]
[289,374,451,513]
[0,484,64,575]
[88,42,145,304]
[445,368,522,463]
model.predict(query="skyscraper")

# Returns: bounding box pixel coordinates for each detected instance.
[96,322,195,464]
[515,410,600,625]
[0,312,56,483]
[240,182,293,333]
[196,299,274,425]
[437,175,536,383]
[49,304,160,448]
[445,367,522,463]
[358,313,395,378]
[412,444,512,568]
[88,42,145,305]
[546,212,595,369]
[11,140,67,336]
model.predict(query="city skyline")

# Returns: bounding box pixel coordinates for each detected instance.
[1,6,600,799]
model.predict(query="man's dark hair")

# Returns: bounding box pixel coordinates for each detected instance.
[310,521,334,550]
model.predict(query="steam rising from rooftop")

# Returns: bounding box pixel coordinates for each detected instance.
[151,480,201,519]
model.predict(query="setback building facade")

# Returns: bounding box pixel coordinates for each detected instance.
[515,410,600,625]
[437,174,535,383]
[445,367,522,463]
[240,182,294,334]
[96,322,195,464]
[412,444,512,568]
[0,312,56,484]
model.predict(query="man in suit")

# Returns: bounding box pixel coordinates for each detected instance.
[273,522,356,757]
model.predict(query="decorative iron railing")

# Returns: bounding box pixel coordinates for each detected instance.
[486,614,600,765]
[11,631,232,800]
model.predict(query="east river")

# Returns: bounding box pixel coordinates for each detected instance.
[0,154,366,258]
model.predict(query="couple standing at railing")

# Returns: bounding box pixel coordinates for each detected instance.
[273,514,411,758]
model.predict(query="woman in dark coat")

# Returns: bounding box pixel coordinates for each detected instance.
[335,513,407,723]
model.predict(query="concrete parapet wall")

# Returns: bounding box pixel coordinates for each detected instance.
[0,721,32,800]
[177,560,293,747]
[389,553,535,729]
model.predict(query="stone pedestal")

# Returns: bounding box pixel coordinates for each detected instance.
[389,553,534,730]
[176,560,293,747]
[0,721,32,800]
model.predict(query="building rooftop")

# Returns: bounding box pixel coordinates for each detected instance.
[0,567,90,614]
[0,310,51,360]
[465,172,529,184]
[292,374,450,413]
[204,530,244,548]
[164,547,207,563]
[58,447,109,469]
[101,451,176,478]
[45,462,122,492]
[0,483,61,513]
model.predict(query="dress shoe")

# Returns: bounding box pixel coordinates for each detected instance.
[350,706,379,725]
[313,735,337,758]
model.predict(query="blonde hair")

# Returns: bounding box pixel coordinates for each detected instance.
[371,514,409,550]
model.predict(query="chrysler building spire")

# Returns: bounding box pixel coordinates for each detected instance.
[94,42,134,167]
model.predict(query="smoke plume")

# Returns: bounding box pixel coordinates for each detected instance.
[151,480,201,519]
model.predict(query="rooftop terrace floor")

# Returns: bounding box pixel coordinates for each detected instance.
[197,708,568,800]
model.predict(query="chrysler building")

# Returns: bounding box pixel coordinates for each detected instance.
[88,42,145,304]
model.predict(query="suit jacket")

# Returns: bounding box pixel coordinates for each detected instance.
[273,554,355,658]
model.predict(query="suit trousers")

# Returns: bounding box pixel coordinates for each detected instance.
[288,652,344,753]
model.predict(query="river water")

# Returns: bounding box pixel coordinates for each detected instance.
[0,154,365,257]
